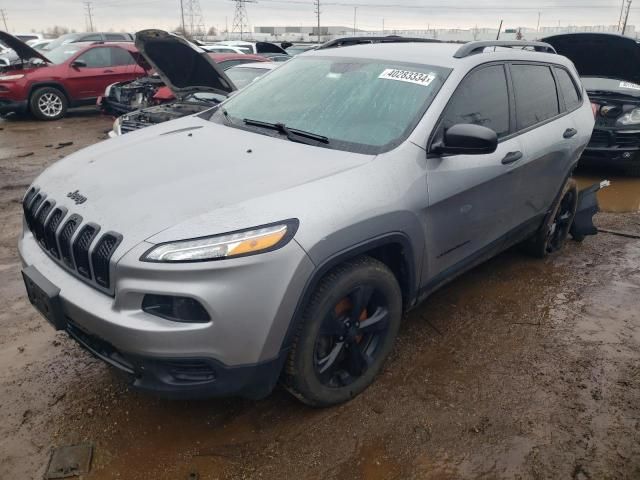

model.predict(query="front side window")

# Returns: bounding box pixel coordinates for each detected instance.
[76,47,112,68]
[555,67,582,111]
[442,64,510,138]
[214,56,451,153]
[511,64,559,130]
[45,44,85,64]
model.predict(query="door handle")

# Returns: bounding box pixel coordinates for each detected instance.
[103,69,115,73]
[563,128,577,139]
[501,151,523,165]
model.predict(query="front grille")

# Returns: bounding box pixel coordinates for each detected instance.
[23,188,123,293]
[43,208,66,258]
[33,200,54,245]
[91,233,121,288]
[73,224,99,279]
[588,129,640,149]
[59,215,81,269]
[119,118,149,134]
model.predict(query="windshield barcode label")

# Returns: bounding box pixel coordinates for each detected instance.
[619,81,640,90]
[378,69,436,87]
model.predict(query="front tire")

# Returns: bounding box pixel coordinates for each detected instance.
[30,87,68,121]
[522,178,579,258]
[283,256,402,407]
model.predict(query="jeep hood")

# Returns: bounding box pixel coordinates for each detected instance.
[135,29,235,99]
[0,30,50,63]
[542,33,640,84]
[31,116,372,261]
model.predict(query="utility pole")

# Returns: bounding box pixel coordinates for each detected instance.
[618,0,626,31]
[622,0,632,34]
[353,7,357,36]
[84,2,94,33]
[382,18,384,35]
[0,9,8,32]
[496,19,503,40]
[536,12,541,34]
[179,0,186,36]
[314,0,321,44]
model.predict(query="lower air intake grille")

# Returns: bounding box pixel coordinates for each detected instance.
[91,233,122,288]
[73,224,99,279]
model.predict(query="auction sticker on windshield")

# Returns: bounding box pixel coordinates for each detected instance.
[379,69,436,87]
[620,81,640,90]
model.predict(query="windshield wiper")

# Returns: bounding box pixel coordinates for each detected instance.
[243,118,329,145]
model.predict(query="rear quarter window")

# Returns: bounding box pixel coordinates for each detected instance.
[555,67,582,111]
[511,64,559,130]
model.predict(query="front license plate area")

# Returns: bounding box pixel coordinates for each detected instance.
[22,265,66,330]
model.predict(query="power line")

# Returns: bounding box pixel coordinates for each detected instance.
[84,2,95,32]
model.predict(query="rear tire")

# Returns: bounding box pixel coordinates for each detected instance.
[29,87,68,121]
[283,256,402,407]
[522,178,578,258]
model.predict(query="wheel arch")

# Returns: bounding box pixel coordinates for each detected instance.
[28,82,72,105]
[279,232,418,354]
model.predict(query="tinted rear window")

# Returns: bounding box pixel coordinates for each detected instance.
[443,64,510,138]
[511,64,559,130]
[555,67,582,111]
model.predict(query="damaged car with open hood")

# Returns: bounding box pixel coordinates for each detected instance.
[543,33,640,175]
[108,30,276,136]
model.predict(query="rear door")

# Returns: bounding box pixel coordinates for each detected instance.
[425,63,525,278]
[507,63,578,223]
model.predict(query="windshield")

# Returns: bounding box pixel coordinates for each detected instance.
[583,77,640,98]
[212,56,450,153]
[225,66,270,89]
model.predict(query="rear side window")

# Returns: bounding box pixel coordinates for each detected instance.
[555,67,582,111]
[110,47,135,66]
[511,64,559,130]
[442,64,510,138]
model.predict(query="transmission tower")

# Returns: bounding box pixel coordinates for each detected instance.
[183,0,206,40]
[314,0,321,43]
[230,0,256,40]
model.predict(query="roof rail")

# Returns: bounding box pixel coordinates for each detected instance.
[318,35,441,50]
[453,40,556,58]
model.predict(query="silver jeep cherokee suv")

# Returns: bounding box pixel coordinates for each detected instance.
[19,38,595,406]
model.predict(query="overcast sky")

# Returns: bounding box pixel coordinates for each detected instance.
[2,0,638,34]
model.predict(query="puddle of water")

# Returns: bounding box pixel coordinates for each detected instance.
[575,175,640,213]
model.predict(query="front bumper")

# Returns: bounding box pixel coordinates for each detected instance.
[19,230,315,398]
[0,98,28,115]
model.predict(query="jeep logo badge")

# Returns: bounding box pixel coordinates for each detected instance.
[67,190,87,205]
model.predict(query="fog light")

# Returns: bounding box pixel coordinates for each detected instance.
[142,294,210,323]
[623,152,632,159]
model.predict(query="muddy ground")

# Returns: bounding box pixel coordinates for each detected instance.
[1,112,639,480]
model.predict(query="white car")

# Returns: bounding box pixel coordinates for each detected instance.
[201,44,246,54]
[214,40,287,56]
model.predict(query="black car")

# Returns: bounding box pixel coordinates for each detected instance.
[543,33,640,176]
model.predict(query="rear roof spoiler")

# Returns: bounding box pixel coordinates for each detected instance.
[454,40,557,58]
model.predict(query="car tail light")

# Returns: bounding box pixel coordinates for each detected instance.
[591,103,599,118]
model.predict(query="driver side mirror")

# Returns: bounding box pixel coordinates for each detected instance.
[71,60,87,69]
[431,124,498,155]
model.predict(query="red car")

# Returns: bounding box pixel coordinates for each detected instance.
[0,31,147,120]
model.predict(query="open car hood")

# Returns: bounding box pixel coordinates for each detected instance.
[135,29,235,98]
[0,31,50,63]
[542,33,640,84]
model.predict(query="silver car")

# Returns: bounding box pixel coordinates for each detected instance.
[19,39,595,406]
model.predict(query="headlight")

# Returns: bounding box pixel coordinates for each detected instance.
[0,74,24,81]
[617,108,640,126]
[112,116,122,135]
[142,220,298,262]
